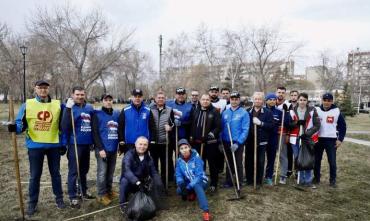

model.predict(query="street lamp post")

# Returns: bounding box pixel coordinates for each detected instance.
[20,45,28,102]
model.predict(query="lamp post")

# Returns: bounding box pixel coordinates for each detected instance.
[20,45,28,102]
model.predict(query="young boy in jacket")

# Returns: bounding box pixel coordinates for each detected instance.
[92,94,120,206]
[176,139,211,221]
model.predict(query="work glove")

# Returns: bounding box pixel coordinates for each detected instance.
[207,132,215,140]
[136,181,144,191]
[282,103,288,112]
[253,117,262,126]
[59,146,67,156]
[66,98,75,108]
[299,134,308,140]
[89,144,95,151]
[7,123,16,133]
[186,183,193,190]
[174,119,181,127]
[297,120,306,126]
[118,141,126,156]
[230,143,239,152]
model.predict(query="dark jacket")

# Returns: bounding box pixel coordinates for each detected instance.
[121,148,159,185]
[190,104,221,144]
[289,105,320,138]
[246,107,274,146]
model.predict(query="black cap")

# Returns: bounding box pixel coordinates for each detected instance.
[322,93,333,100]
[176,87,186,94]
[35,80,50,86]
[230,91,240,98]
[132,89,143,96]
[101,94,113,100]
[178,138,190,147]
[209,85,219,91]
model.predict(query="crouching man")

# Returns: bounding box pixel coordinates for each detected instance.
[175,139,211,221]
[119,136,163,213]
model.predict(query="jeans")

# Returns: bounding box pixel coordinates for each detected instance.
[292,141,312,184]
[96,150,117,196]
[149,144,174,184]
[245,143,266,185]
[67,144,90,199]
[177,181,209,212]
[314,138,337,183]
[223,142,244,186]
[28,148,63,205]
[278,134,289,177]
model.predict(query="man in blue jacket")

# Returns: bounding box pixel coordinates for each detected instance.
[118,89,151,154]
[61,86,95,208]
[245,92,274,186]
[314,93,347,187]
[8,80,66,216]
[221,91,249,188]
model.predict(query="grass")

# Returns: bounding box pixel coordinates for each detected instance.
[346,134,370,142]
[345,113,370,131]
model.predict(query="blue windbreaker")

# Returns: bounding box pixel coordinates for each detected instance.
[221,106,250,145]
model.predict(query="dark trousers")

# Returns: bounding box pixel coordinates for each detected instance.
[193,143,219,187]
[287,143,293,173]
[67,144,90,199]
[149,144,174,185]
[245,143,266,185]
[28,148,63,205]
[265,136,278,179]
[223,142,244,186]
[216,143,224,173]
[314,138,337,183]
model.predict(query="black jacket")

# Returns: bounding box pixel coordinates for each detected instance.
[190,104,221,144]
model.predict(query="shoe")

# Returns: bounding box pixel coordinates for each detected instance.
[208,186,217,193]
[107,191,119,200]
[70,199,81,209]
[187,192,196,201]
[329,181,337,188]
[56,199,66,209]
[279,177,286,185]
[27,204,37,216]
[96,194,112,206]
[287,170,292,177]
[203,211,211,221]
[312,177,320,185]
[81,192,95,200]
[222,182,233,188]
[264,178,273,186]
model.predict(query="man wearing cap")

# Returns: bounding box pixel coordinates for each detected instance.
[189,94,221,193]
[314,93,346,187]
[61,86,95,208]
[149,90,175,185]
[92,94,120,205]
[118,89,151,154]
[8,80,66,216]
[221,91,249,188]
[175,139,210,221]
[245,92,274,186]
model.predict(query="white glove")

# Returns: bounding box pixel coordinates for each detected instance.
[253,117,262,125]
[66,98,75,108]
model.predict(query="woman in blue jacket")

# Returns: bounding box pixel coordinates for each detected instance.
[175,139,211,221]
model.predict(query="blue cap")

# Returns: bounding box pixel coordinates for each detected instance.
[178,139,190,147]
[265,93,277,100]
[322,93,333,100]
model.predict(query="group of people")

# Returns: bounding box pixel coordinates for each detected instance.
[8,80,347,221]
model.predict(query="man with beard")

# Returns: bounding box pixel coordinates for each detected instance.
[190,94,221,193]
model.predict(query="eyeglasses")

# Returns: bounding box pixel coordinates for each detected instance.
[36,86,49,90]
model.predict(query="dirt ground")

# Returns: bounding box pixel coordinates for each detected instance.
[0,107,370,221]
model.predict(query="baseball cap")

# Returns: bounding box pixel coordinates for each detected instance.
[176,87,186,94]
[322,93,333,100]
[209,85,219,91]
[265,92,278,100]
[35,80,50,86]
[101,94,113,100]
[230,91,240,98]
[132,89,143,96]
[178,138,190,147]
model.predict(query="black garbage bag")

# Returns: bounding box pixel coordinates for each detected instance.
[296,136,315,170]
[126,190,156,221]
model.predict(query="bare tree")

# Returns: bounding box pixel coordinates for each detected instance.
[317,50,345,91]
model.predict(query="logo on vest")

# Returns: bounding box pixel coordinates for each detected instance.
[80,113,91,132]
[326,116,334,124]
[173,109,183,119]
[34,111,53,131]
[107,120,118,140]
[142,113,147,120]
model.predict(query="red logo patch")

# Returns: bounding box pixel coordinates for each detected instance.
[326,116,334,123]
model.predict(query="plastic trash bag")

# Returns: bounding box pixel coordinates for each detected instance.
[126,190,156,221]
[296,137,315,170]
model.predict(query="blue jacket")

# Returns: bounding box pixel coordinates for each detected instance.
[166,99,193,139]
[92,108,120,153]
[175,149,208,188]
[14,96,64,149]
[246,107,274,146]
[118,102,151,144]
[221,106,249,145]
[61,103,94,145]
[121,148,159,185]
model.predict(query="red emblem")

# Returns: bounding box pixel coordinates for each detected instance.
[326,116,334,123]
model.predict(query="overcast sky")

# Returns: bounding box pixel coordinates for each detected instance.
[1,0,370,74]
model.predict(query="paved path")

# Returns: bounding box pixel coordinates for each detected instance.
[347,131,370,134]
[344,137,370,146]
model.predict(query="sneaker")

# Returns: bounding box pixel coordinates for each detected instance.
[107,191,119,200]
[81,192,95,200]
[264,178,273,186]
[56,199,66,209]
[203,211,211,221]
[187,192,196,201]
[27,204,37,216]
[96,194,112,206]
[208,186,217,193]
[279,177,287,185]
[70,199,80,209]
